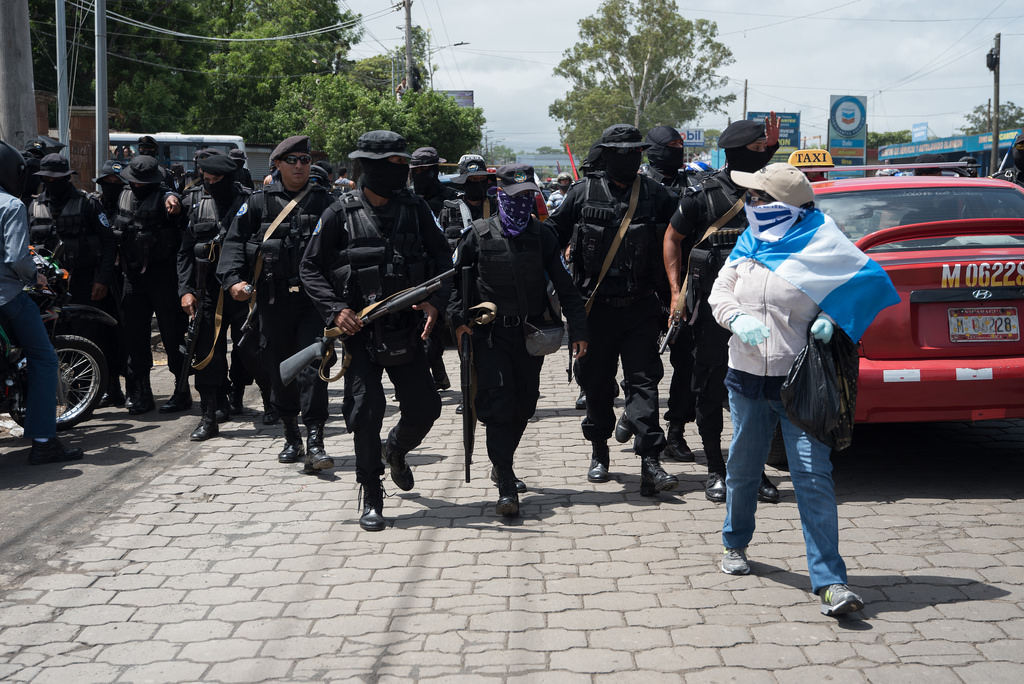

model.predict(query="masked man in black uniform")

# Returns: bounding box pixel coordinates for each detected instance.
[992,131,1024,187]
[300,130,452,532]
[438,155,498,252]
[664,116,781,504]
[114,155,189,415]
[548,124,679,497]
[637,126,697,463]
[219,135,334,470]
[409,146,458,217]
[450,164,589,517]
[29,154,121,403]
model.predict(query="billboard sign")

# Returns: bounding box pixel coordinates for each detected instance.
[912,122,928,142]
[680,128,705,147]
[440,90,475,108]
[828,95,868,167]
[748,111,800,163]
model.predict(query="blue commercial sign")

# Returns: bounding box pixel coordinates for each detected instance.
[828,95,868,166]
[748,111,800,163]
[912,122,928,142]
[879,129,1022,160]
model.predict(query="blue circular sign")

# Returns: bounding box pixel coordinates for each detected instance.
[830,96,867,139]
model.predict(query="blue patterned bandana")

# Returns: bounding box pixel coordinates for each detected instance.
[496,189,534,237]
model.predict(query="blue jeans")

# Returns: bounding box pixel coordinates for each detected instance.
[1,292,57,440]
[722,389,847,593]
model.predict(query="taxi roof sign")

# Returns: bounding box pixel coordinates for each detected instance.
[788,149,834,168]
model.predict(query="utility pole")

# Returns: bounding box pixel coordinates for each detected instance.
[0,0,37,148]
[987,33,1001,173]
[96,0,108,177]
[404,0,414,92]
[56,0,70,146]
[742,79,748,119]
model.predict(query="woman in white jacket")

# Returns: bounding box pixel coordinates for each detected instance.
[708,163,898,617]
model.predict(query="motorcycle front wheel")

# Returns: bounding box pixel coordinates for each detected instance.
[11,334,108,430]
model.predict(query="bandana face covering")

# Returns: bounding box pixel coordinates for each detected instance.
[496,189,534,237]
[744,201,802,242]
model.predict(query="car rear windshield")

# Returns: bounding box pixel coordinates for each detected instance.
[816,185,1024,250]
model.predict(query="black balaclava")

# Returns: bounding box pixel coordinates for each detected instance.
[646,126,685,176]
[1012,133,1024,172]
[463,178,489,201]
[131,182,159,200]
[100,183,122,209]
[411,167,440,195]
[205,175,236,216]
[360,158,409,198]
[43,177,76,204]
[725,145,775,174]
[602,148,642,184]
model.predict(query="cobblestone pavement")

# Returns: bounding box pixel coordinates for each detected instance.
[1,349,1023,683]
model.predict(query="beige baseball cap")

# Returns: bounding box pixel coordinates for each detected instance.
[732,162,814,207]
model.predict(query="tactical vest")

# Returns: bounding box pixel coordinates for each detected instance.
[30,194,101,272]
[685,172,747,309]
[570,174,659,297]
[188,187,249,244]
[472,216,546,317]
[247,185,329,291]
[114,188,177,274]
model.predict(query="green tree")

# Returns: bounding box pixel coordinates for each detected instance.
[549,0,735,155]
[349,25,431,95]
[535,145,563,155]
[960,101,1024,135]
[867,130,911,148]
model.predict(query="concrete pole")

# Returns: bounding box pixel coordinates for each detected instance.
[57,0,70,146]
[0,0,38,148]
[95,0,108,178]
[991,33,1001,173]
[404,0,414,91]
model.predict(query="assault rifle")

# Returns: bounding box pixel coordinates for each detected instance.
[279,268,455,385]
[177,250,212,389]
[660,311,682,354]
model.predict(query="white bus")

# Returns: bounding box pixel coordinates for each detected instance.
[108,132,246,169]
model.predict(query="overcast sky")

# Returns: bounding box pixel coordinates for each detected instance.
[339,0,1023,152]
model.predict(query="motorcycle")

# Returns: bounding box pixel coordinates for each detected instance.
[0,246,116,430]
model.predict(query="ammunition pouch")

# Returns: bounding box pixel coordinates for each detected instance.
[369,314,419,367]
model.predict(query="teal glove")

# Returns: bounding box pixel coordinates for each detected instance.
[729,313,770,345]
[811,317,834,343]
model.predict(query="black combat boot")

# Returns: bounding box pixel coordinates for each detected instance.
[303,423,334,474]
[703,442,727,503]
[359,479,386,531]
[575,388,587,410]
[490,465,527,493]
[614,411,633,444]
[758,471,780,504]
[663,421,695,462]
[383,440,414,491]
[495,478,520,518]
[126,375,155,416]
[587,441,611,483]
[229,384,246,415]
[278,417,304,463]
[190,393,219,441]
[99,376,126,408]
[261,388,279,425]
[216,389,231,423]
[640,453,679,497]
[28,437,84,465]
[431,354,451,391]
[159,381,193,413]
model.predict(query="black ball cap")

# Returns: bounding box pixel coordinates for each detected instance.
[271,135,311,161]
[35,153,73,178]
[595,124,650,149]
[718,120,766,149]
[496,163,540,194]
[349,130,411,160]
[409,146,445,167]
[120,155,164,184]
[198,154,239,177]
[92,159,125,183]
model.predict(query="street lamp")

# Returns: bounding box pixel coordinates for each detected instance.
[428,41,469,90]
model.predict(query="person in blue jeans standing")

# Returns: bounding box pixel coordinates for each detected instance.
[0,140,84,465]
[708,163,899,617]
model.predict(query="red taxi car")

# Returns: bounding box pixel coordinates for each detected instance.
[813,175,1024,423]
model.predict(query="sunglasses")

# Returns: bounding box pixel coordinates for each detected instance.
[282,155,312,166]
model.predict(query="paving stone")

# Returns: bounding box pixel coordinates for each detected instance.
[28,662,122,684]
[549,648,633,673]
[116,660,207,682]
[153,619,234,642]
[0,604,57,627]
[177,638,261,662]
[54,605,136,626]
[204,657,293,682]
[95,639,180,664]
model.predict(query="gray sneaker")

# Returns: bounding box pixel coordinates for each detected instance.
[721,547,750,575]
[819,584,864,616]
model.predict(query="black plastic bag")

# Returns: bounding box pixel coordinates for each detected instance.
[780,327,859,451]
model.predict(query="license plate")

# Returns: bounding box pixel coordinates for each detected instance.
[948,307,1020,342]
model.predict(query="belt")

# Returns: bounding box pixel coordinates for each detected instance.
[595,290,653,308]
[497,314,522,328]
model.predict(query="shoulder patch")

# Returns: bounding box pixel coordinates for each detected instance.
[236,202,248,217]
[98,212,110,228]
[313,218,322,236]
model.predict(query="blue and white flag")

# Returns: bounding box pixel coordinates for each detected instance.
[725,209,900,342]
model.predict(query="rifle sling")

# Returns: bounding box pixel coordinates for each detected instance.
[247,184,313,314]
[584,176,641,315]
[677,196,744,321]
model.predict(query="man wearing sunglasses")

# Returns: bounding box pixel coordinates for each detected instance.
[663,115,782,505]
[991,131,1024,187]
[548,124,679,499]
[219,135,334,473]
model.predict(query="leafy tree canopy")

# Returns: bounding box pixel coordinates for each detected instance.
[960,101,1024,135]
[867,130,911,148]
[549,0,735,155]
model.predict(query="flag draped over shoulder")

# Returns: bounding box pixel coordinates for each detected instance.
[725,210,900,342]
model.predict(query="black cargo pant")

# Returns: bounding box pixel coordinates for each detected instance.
[122,259,186,382]
[191,268,266,394]
[258,286,328,425]
[65,265,124,379]
[577,293,666,456]
[664,324,697,425]
[691,295,731,476]
[342,330,441,485]
[471,324,544,472]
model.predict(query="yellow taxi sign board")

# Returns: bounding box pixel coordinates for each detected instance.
[788,149,834,168]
